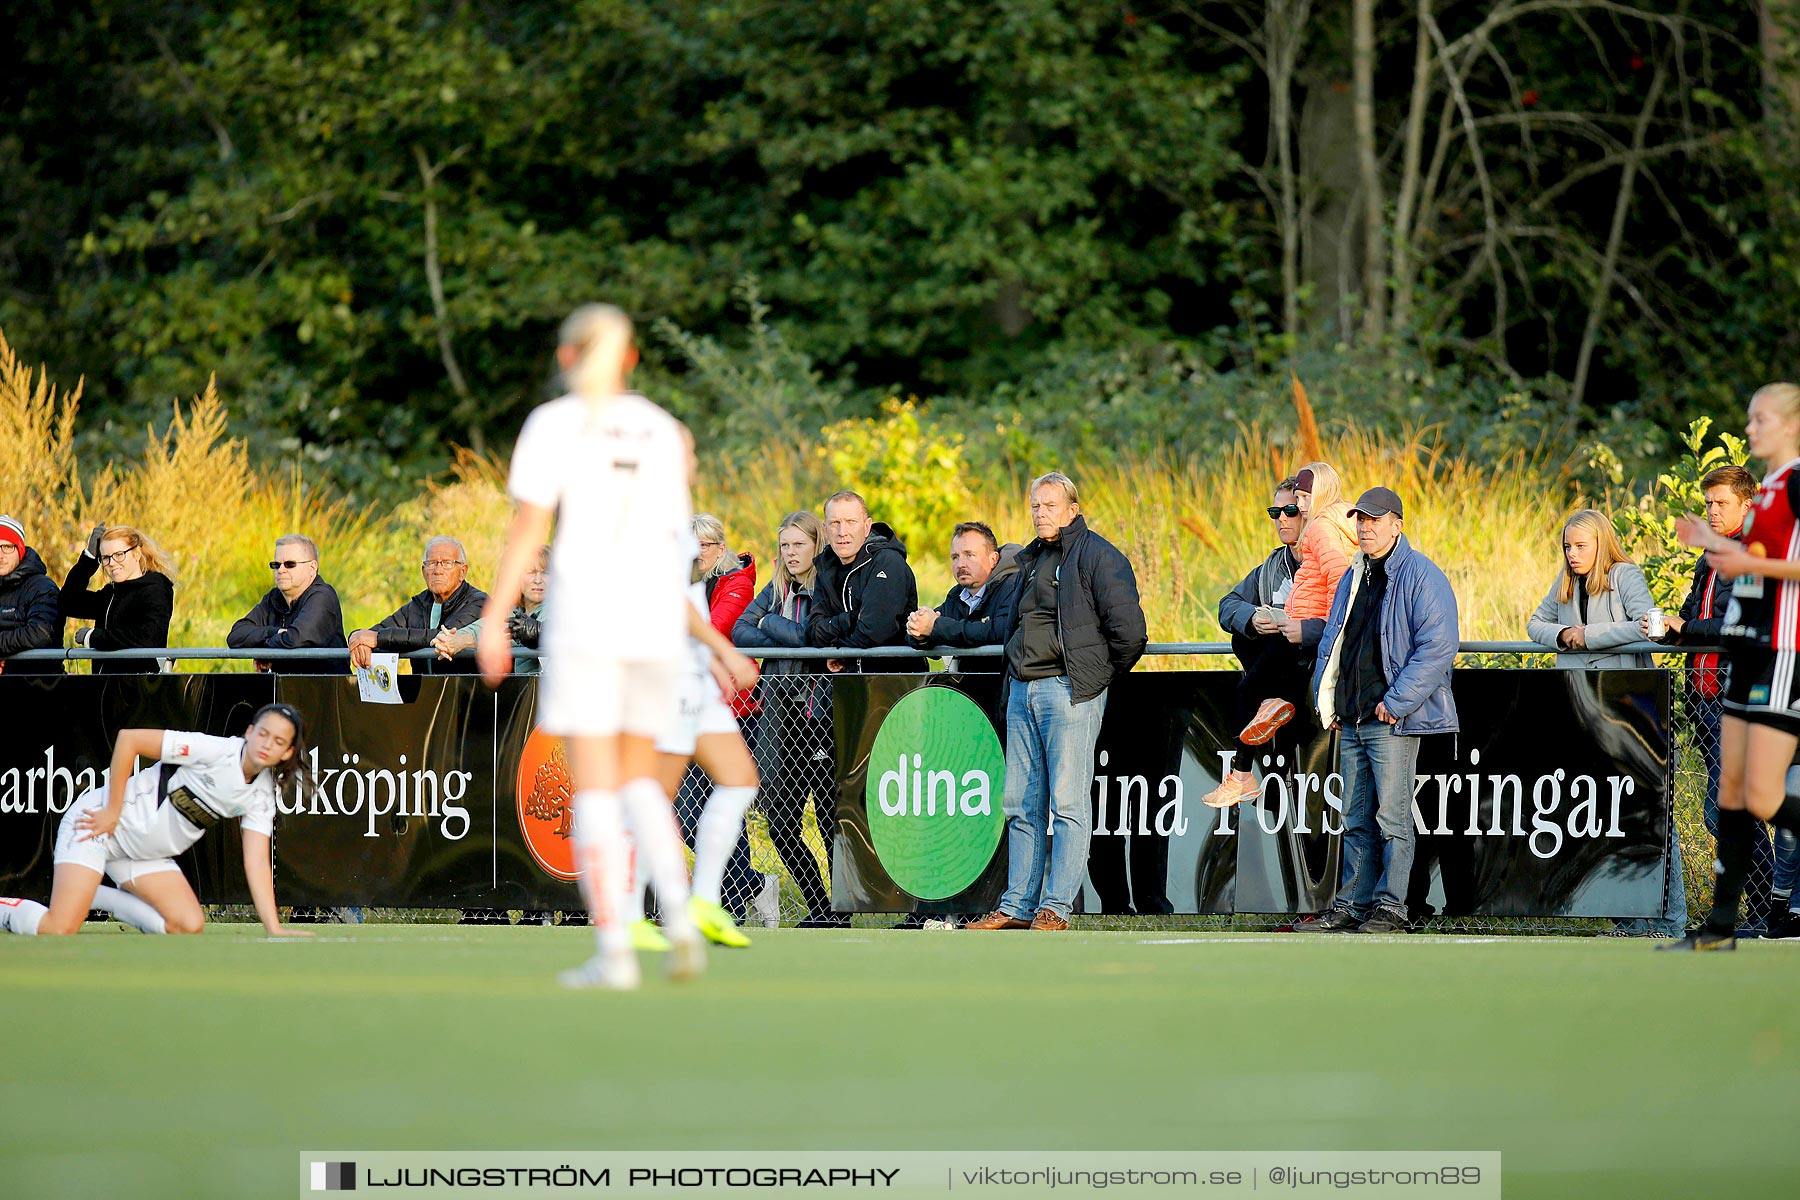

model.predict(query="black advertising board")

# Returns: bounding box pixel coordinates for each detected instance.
[830,669,1671,919]
[0,669,1669,918]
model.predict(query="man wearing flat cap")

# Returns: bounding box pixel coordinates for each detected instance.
[1300,487,1459,935]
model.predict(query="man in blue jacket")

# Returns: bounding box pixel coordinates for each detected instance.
[1302,487,1459,935]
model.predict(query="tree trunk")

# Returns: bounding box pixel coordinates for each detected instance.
[1267,1,1312,340]
[1390,0,1436,334]
[1352,0,1386,340]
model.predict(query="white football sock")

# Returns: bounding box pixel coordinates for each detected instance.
[692,786,757,905]
[92,885,167,935]
[620,778,696,940]
[571,790,630,958]
[620,830,646,925]
[0,897,47,935]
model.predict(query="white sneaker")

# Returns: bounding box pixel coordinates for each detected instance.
[558,953,641,991]
[666,935,706,982]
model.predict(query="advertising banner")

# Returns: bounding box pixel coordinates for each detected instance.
[0,669,1669,918]
[831,669,1671,919]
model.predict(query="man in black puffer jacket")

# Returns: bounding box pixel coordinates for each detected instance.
[905,521,1021,673]
[806,491,923,674]
[0,516,63,675]
[968,472,1147,933]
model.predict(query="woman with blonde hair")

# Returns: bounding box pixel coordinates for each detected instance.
[732,510,842,925]
[59,523,175,675]
[1666,382,1800,950]
[1526,509,1655,668]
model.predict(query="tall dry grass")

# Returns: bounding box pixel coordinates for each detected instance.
[695,423,1568,653]
[3,330,1569,660]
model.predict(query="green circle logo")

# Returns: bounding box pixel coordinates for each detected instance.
[865,686,1006,900]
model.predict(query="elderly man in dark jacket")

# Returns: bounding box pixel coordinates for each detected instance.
[968,473,1148,932]
[807,491,922,673]
[906,521,1021,673]
[0,516,63,675]
[228,534,348,674]
[349,535,488,676]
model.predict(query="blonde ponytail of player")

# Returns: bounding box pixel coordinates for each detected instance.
[558,304,635,404]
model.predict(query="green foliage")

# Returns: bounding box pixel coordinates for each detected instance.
[819,399,978,560]
[653,278,851,453]
[1604,418,1751,609]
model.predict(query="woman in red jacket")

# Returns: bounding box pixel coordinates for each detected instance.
[681,514,759,916]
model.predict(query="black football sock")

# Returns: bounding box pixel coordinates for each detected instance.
[1705,808,1756,936]
[1767,793,1800,836]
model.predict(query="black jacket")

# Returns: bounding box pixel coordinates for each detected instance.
[0,548,64,674]
[227,577,349,674]
[806,522,923,672]
[1005,515,1147,702]
[1217,544,1301,637]
[736,581,824,676]
[371,580,490,675]
[908,544,1023,672]
[60,555,174,675]
[1672,536,1737,695]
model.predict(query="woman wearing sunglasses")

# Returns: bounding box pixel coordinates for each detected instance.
[58,523,175,674]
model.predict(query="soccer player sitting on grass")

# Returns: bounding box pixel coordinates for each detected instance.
[0,703,316,938]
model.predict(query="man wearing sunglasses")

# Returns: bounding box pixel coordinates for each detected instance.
[1206,477,1308,808]
[227,535,348,674]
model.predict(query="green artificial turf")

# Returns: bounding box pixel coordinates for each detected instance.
[1,925,1795,1199]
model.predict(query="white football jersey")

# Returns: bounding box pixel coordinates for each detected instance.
[509,392,693,662]
[109,731,279,861]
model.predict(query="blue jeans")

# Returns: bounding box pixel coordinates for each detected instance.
[1337,720,1420,918]
[998,677,1108,920]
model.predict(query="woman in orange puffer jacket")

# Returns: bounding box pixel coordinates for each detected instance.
[1286,463,1358,621]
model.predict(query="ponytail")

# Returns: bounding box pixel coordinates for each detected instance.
[558,304,635,402]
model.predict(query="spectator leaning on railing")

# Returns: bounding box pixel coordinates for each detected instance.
[59,523,175,675]
[1647,466,1779,936]
[1205,476,1306,809]
[434,544,548,675]
[734,509,844,928]
[694,513,758,720]
[349,536,489,676]
[806,491,922,674]
[968,471,1147,933]
[1526,509,1655,668]
[1302,487,1459,936]
[905,520,1022,673]
[0,516,64,675]
[227,534,348,674]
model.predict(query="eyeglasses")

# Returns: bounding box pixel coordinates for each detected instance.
[268,559,316,570]
[100,549,136,566]
[1267,504,1301,519]
[421,560,465,571]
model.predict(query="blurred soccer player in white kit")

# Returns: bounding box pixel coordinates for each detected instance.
[478,304,752,989]
[618,534,762,950]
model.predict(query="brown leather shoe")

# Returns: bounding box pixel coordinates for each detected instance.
[1029,908,1070,931]
[966,910,1031,930]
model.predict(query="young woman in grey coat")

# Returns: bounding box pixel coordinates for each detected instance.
[1527,509,1657,669]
